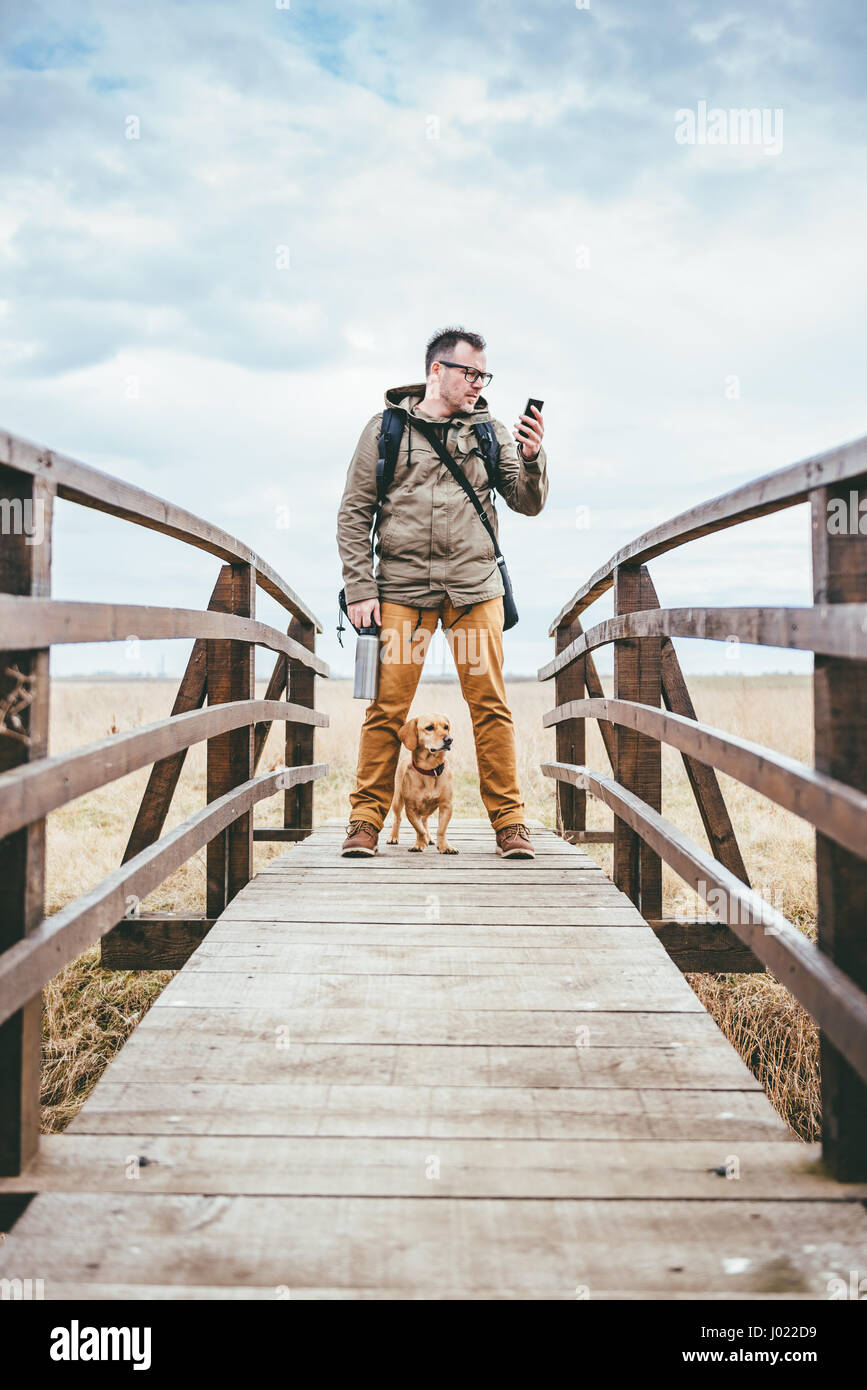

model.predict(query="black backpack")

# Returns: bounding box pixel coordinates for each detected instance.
[373,407,500,547]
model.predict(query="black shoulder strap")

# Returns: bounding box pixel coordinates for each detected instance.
[472,421,500,493]
[376,408,405,507]
[370,407,406,555]
[406,416,503,561]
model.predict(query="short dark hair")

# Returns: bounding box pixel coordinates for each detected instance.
[425,327,486,377]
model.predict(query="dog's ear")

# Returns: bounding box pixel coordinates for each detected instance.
[397,718,418,751]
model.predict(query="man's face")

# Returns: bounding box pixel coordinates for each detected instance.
[430,342,488,413]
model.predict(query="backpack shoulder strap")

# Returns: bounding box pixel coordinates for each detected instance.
[370,408,406,555]
[376,408,405,506]
[472,421,500,494]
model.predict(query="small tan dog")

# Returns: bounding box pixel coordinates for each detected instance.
[387,714,458,854]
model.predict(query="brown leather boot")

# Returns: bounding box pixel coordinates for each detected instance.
[495,823,535,859]
[341,819,380,857]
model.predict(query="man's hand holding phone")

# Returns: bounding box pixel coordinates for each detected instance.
[514,398,544,462]
[348,597,381,630]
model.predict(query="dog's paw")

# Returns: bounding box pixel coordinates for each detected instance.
[408,844,426,853]
[438,843,459,855]
[386,836,399,845]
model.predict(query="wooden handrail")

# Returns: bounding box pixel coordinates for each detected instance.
[540,604,867,679]
[0,763,327,1027]
[545,698,867,860]
[0,427,322,630]
[549,432,867,633]
[0,438,330,1176]
[541,761,867,1086]
[0,597,329,673]
[0,700,327,840]
[544,441,867,1179]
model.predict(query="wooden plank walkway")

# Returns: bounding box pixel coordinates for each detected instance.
[2,817,866,1299]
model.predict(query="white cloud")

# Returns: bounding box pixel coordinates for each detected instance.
[0,0,864,679]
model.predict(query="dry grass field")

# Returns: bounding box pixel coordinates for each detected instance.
[40,671,819,1139]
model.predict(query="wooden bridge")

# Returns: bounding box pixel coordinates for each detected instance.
[1,426,866,1299]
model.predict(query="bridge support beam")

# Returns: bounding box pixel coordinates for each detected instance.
[613,565,662,919]
[812,473,867,1180]
[0,467,54,1175]
[284,618,316,842]
[206,563,255,915]
[554,617,586,840]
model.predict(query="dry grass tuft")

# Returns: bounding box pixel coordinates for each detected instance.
[41,949,172,1132]
[686,972,821,1141]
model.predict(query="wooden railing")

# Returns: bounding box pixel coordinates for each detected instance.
[540,435,867,1180]
[0,428,329,1175]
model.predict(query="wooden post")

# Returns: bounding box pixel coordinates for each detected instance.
[612,564,662,918]
[0,466,53,1174]
[206,563,255,916]
[811,474,867,1180]
[554,619,585,841]
[285,618,316,842]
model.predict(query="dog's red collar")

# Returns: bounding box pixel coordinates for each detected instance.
[411,759,446,778]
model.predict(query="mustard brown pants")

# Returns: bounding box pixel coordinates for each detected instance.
[348,596,526,833]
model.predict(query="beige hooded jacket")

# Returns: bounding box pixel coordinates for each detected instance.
[337,383,548,609]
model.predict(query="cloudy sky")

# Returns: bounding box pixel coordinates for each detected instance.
[1,0,865,680]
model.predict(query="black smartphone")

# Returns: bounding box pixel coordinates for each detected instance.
[520,398,544,450]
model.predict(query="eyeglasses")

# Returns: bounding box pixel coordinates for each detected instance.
[436,360,493,388]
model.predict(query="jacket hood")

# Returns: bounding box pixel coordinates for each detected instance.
[384,383,492,423]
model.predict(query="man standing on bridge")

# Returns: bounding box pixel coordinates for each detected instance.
[336,326,548,859]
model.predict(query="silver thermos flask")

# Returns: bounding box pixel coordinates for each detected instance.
[353,619,381,700]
